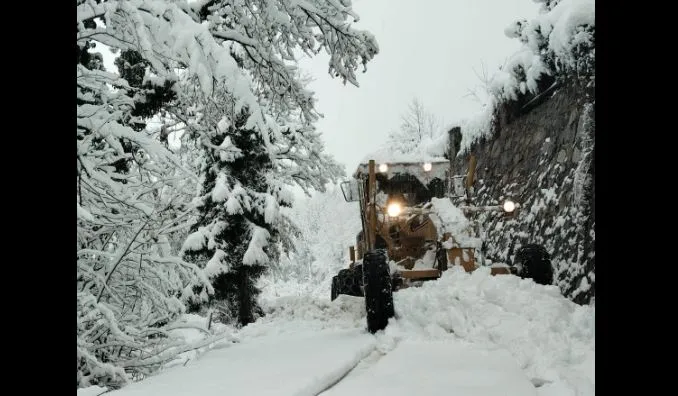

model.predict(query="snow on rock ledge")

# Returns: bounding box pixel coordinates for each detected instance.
[490,0,595,102]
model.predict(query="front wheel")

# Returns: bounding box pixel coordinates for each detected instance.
[363,250,394,333]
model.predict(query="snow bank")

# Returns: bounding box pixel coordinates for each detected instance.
[166,313,231,344]
[256,265,593,395]
[455,96,499,155]
[382,267,594,394]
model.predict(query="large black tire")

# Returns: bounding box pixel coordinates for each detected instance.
[362,250,394,333]
[331,266,364,301]
[514,244,553,285]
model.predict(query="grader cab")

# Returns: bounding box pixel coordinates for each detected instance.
[332,127,553,334]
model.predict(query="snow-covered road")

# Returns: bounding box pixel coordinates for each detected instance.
[81,267,594,396]
[321,340,538,396]
[101,329,376,396]
[96,329,536,396]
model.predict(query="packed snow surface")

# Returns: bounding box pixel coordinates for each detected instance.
[321,341,537,396]
[107,329,376,396]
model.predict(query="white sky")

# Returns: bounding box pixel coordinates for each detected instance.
[95,0,541,176]
[298,0,541,175]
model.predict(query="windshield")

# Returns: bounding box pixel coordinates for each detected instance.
[375,174,446,206]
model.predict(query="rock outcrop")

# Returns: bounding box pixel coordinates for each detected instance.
[451,81,594,304]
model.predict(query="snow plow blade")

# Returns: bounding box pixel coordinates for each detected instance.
[399,269,441,280]
[490,266,512,275]
[399,267,511,280]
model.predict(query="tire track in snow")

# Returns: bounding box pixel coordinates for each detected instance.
[316,329,404,395]
[311,348,373,396]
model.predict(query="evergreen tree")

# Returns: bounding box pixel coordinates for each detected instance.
[181,109,282,326]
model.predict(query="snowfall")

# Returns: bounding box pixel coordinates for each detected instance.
[79,265,594,396]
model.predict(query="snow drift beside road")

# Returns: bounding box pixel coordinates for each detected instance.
[387,266,594,395]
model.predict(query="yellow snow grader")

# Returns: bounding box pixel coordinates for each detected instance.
[333,128,553,333]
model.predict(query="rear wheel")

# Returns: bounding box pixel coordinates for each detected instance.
[363,250,394,333]
[514,244,553,285]
[330,266,364,301]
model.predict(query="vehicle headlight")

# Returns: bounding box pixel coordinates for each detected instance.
[423,162,432,172]
[503,200,516,213]
[387,202,402,217]
[378,163,388,173]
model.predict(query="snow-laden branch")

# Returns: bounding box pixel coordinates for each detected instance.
[200,0,378,124]
[489,0,595,101]
[78,0,377,388]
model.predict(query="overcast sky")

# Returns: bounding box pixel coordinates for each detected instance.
[96,0,540,177]
[299,0,541,175]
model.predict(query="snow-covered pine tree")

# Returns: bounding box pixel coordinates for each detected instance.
[181,108,278,326]
[174,73,346,325]
[171,0,373,325]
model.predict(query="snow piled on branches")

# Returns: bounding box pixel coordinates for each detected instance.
[491,0,595,102]
[77,0,378,389]
[457,0,595,153]
[258,185,361,302]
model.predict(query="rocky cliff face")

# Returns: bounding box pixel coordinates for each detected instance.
[451,81,594,304]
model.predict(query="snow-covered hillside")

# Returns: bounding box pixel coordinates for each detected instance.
[82,266,594,396]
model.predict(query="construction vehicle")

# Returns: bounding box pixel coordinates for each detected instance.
[333,127,553,334]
